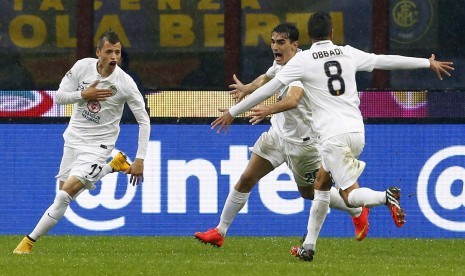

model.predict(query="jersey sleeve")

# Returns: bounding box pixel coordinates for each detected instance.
[275,52,304,86]
[374,55,430,70]
[265,62,277,78]
[124,75,151,159]
[55,60,84,105]
[229,78,285,117]
[288,80,304,89]
[344,45,378,72]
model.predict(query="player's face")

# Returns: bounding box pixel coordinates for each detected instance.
[96,40,122,75]
[270,32,298,65]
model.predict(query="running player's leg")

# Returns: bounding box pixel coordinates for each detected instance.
[218,129,285,235]
[195,130,283,246]
[289,141,364,215]
[335,133,404,226]
[14,146,111,254]
[194,153,275,246]
[294,134,364,260]
[302,166,332,252]
[28,177,82,241]
[218,153,274,233]
[289,139,369,240]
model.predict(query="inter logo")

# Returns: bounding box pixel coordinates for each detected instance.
[390,0,433,44]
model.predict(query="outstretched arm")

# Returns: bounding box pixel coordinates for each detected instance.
[212,78,285,134]
[374,54,454,80]
[229,74,272,102]
[248,86,304,125]
[428,54,454,80]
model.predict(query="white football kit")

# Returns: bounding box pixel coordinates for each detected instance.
[230,40,430,189]
[251,53,321,187]
[55,58,150,188]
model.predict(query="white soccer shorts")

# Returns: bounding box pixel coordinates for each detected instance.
[320,132,366,190]
[251,127,321,187]
[55,144,112,190]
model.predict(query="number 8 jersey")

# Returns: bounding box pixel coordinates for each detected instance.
[275,40,379,141]
[229,40,430,141]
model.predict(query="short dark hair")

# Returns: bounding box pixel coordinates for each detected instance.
[307,12,332,40]
[97,30,121,49]
[272,23,299,42]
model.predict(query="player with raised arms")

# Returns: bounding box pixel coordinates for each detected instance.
[211,12,453,261]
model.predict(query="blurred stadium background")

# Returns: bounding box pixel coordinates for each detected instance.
[1,1,465,239]
[1,0,464,119]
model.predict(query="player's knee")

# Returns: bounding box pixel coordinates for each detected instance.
[54,190,72,205]
[337,190,353,207]
[235,174,257,193]
[343,198,352,207]
[298,186,315,200]
[301,192,314,200]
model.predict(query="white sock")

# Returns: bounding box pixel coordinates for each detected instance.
[29,190,72,240]
[329,187,362,217]
[348,187,386,208]
[95,164,113,181]
[303,190,330,252]
[216,189,250,236]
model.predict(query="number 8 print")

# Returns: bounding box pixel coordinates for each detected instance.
[324,61,345,96]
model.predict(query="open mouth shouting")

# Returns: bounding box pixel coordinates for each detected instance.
[274,52,284,64]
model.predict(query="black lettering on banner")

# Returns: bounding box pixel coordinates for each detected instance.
[324,61,345,96]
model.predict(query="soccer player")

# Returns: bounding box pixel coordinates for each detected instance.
[210,12,454,261]
[13,31,151,254]
[194,23,369,248]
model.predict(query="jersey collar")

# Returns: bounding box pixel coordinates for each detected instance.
[311,40,334,47]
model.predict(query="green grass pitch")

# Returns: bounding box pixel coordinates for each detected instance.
[2,235,464,275]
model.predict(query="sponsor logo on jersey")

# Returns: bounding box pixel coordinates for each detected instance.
[109,85,117,96]
[82,109,101,123]
[87,100,101,113]
[83,100,102,123]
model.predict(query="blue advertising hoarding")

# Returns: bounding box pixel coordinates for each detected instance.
[1,123,465,238]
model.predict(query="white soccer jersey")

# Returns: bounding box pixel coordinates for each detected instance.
[56,58,150,158]
[228,41,430,140]
[265,57,315,144]
[275,40,429,141]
